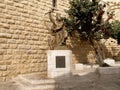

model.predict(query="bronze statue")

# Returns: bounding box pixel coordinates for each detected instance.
[44,8,67,49]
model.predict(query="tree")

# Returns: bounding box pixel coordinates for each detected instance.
[61,0,120,66]
[110,20,120,44]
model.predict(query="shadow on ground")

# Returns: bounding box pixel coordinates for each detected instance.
[0,72,120,90]
[54,72,120,90]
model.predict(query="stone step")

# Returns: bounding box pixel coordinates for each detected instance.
[74,64,99,71]
[13,73,57,90]
[73,64,99,76]
[13,73,96,90]
[16,75,55,86]
[13,72,103,90]
[23,85,55,90]
[15,79,56,90]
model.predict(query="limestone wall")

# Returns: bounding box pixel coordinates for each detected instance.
[0,0,69,81]
[69,37,120,64]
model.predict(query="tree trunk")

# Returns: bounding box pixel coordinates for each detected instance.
[89,39,105,66]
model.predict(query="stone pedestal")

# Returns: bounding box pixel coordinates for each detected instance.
[47,50,72,78]
[75,63,84,71]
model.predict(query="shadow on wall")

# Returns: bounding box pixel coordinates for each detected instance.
[67,38,94,64]
[66,37,120,65]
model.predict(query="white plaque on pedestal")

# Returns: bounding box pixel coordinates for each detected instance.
[47,50,72,78]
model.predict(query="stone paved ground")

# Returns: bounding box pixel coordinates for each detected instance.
[55,72,120,90]
[0,72,120,90]
[0,81,21,90]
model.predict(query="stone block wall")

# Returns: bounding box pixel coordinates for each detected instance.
[0,0,69,81]
[69,38,120,65]
[101,38,120,60]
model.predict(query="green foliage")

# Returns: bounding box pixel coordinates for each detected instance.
[62,0,120,65]
[110,20,120,44]
[61,0,120,65]
[62,0,118,42]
